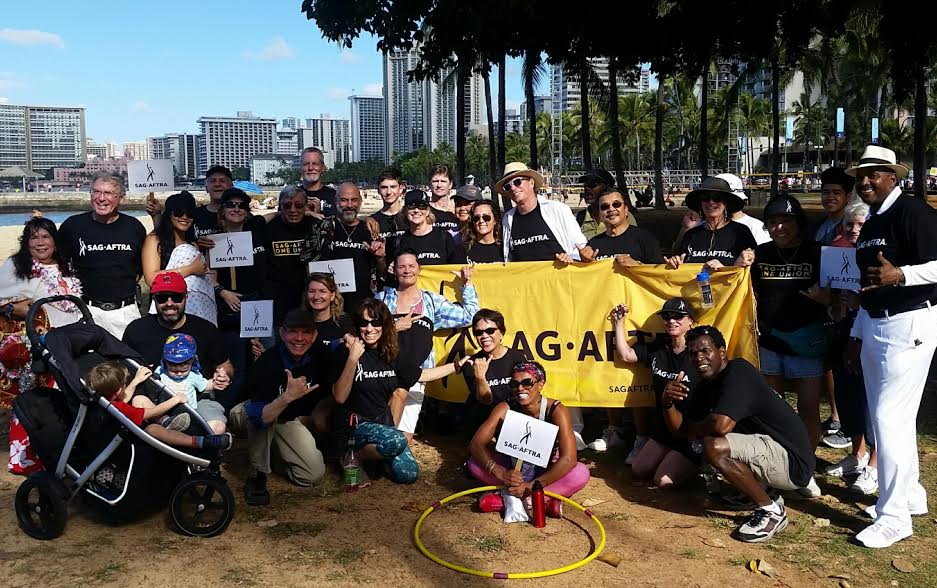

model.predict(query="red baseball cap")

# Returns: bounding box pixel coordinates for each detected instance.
[150,271,187,294]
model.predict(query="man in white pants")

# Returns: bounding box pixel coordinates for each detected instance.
[846,145,937,548]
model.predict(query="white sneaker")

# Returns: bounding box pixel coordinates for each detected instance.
[797,477,822,498]
[849,466,879,495]
[587,426,626,452]
[573,431,587,452]
[863,502,929,519]
[824,452,870,478]
[625,435,649,466]
[855,520,912,548]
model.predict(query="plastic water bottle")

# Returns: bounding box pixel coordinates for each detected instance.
[342,441,361,492]
[697,270,714,309]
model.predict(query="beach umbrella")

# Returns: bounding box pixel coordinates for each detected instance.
[0,165,43,192]
[233,180,264,194]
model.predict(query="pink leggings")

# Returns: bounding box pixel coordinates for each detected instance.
[467,456,590,498]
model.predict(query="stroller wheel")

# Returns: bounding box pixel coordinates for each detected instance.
[15,472,68,540]
[170,472,234,537]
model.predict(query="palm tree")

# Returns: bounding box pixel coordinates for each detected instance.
[522,50,544,169]
[483,65,497,193]
[879,117,913,161]
[497,54,507,175]
[792,92,821,172]
[607,56,627,200]
[739,93,771,174]
[654,73,666,209]
[699,57,711,178]
[535,111,552,166]
[617,93,654,169]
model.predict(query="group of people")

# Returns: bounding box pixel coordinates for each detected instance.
[2,143,935,550]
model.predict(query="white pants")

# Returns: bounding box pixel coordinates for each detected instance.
[89,304,141,340]
[858,304,937,529]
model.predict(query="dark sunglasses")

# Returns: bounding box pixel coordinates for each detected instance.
[281,201,305,210]
[171,209,195,219]
[659,312,687,321]
[407,202,429,210]
[153,293,184,304]
[599,201,624,212]
[356,318,382,328]
[699,195,725,203]
[508,378,536,390]
[472,213,493,223]
[504,177,525,190]
[224,201,249,210]
[472,327,499,337]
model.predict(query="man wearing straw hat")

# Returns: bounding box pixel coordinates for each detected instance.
[845,145,937,548]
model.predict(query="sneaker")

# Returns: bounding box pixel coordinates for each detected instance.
[587,426,626,452]
[797,477,822,498]
[735,503,788,543]
[573,431,587,452]
[159,412,191,432]
[864,503,928,519]
[820,430,852,449]
[244,472,271,506]
[199,432,233,451]
[849,466,879,495]
[625,435,649,465]
[824,452,870,478]
[478,492,504,513]
[855,520,912,548]
[821,417,842,435]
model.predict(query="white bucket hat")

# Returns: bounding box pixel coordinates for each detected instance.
[845,145,909,179]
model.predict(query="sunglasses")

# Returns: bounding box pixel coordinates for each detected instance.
[472,213,493,223]
[472,327,499,337]
[407,202,429,210]
[504,177,526,190]
[171,209,195,219]
[659,312,687,321]
[508,378,537,390]
[224,201,249,210]
[356,318,382,328]
[699,195,725,203]
[281,201,305,210]
[153,293,184,304]
[599,201,624,212]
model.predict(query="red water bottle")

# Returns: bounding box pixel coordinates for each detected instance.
[531,480,546,528]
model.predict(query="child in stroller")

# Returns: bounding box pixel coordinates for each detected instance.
[150,333,227,435]
[86,361,232,451]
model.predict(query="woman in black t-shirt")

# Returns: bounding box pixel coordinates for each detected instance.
[462,309,528,428]
[611,298,700,487]
[303,272,354,345]
[462,201,504,264]
[394,190,465,265]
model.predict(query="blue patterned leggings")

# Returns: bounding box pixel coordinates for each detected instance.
[353,421,419,484]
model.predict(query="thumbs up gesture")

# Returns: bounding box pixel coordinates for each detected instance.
[862,251,904,290]
[661,371,689,408]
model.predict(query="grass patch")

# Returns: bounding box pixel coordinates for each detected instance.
[458,533,506,553]
[312,474,342,498]
[728,556,751,566]
[92,562,124,583]
[607,512,632,522]
[263,521,327,540]
[222,567,260,587]
[296,549,332,563]
[706,515,734,530]
[326,569,368,583]
[12,561,35,576]
[680,548,703,559]
[333,549,364,565]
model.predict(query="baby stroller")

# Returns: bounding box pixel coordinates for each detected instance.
[12,295,235,539]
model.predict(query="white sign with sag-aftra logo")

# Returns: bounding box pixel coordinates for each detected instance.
[308,259,356,293]
[820,246,861,292]
[240,300,273,338]
[127,159,174,192]
[208,232,254,268]
[495,409,559,469]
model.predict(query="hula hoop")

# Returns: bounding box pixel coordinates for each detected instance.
[413,485,607,580]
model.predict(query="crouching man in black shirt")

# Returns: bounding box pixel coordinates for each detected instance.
[664,326,815,543]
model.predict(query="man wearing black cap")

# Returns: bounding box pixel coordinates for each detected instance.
[453,184,482,230]
[300,147,338,217]
[845,145,937,548]
[396,189,465,265]
[577,170,637,229]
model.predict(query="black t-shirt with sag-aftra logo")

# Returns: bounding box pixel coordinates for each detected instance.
[396,227,465,265]
[330,347,421,427]
[678,221,757,265]
[462,347,528,407]
[509,205,564,261]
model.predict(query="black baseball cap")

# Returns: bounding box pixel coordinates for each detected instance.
[405,189,430,207]
[578,169,615,188]
[220,187,250,204]
[454,184,482,202]
[657,298,693,318]
[164,191,197,212]
[763,195,804,219]
[282,308,316,330]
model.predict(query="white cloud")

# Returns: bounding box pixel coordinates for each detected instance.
[340,50,361,64]
[0,28,64,48]
[0,97,8,104]
[129,101,152,113]
[326,87,349,101]
[361,83,383,96]
[243,36,295,61]
[0,72,24,92]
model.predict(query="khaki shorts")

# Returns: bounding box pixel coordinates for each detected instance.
[725,433,799,491]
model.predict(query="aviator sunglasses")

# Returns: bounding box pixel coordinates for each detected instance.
[508,378,537,390]
[503,177,526,190]
[472,213,493,223]
[599,201,624,212]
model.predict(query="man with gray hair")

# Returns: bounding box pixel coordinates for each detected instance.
[56,171,147,338]
[300,147,337,217]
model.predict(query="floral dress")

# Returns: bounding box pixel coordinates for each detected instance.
[149,243,217,325]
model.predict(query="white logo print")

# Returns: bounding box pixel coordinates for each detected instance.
[785,200,793,213]
[678,300,685,310]
[354,362,364,382]
[78,236,87,257]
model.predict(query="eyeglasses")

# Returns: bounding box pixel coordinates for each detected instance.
[171,209,195,219]
[508,378,537,390]
[599,201,624,212]
[659,312,686,321]
[472,213,493,223]
[699,195,725,203]
[356,318,382,327]
[407,203,429,210]
[153,293,184,304]
[504,178,526,190]
[472,327,499,337]
[281,201,305,210]
[224,201,249,210]
[92,189,120,198]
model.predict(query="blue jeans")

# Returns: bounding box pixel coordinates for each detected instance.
[353,421,419,484]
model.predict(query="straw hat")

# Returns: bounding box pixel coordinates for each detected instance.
[495,162,544,195]
[845,145,909,178]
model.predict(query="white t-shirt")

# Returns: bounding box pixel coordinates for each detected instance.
[732,213,772,245]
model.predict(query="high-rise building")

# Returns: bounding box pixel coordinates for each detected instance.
[105,141,121,158]
[251,153,292,185]
[198,111,277,171]
[86,138,108,159]
[281,117,300,130]
[550,59,646,114]
[148,133,204,179]
[275,128,298,156]
[0,103,86,172]
[349,95,386,162]
[520,96,553,127]
[123,140,150,161]
[297,115,350,169]
[383,45,484,159]
[503,109,523,135]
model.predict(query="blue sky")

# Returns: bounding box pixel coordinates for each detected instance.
[1,0,533,144]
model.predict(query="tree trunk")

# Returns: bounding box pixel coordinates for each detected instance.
[525,51,538,170]
[607,57,630,206]
[770,53,781,197]
[498,54,507,173]
[654,76,666,209]
[699,59,710,178]
[456,61,467,185]
[483,68,497,193]
[914,70,927,199]
[580,59,593,172]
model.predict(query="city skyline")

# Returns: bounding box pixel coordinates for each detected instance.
[2,1,534,146]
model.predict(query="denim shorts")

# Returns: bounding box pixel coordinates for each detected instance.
[759,346,823,379]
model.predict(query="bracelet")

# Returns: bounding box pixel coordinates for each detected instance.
[214,283,224,293]
[485,459,496,474]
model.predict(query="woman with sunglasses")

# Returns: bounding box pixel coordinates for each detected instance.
[579,190,661,267]
[609,299,701,486]
[462,309,527,428]
[468,360,590,516]
[665,177,756,271]
[394,190,466,265]
[461,201,504,263]
[141,191,216,324]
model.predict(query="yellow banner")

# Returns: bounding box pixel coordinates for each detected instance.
[417,261,758,407]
